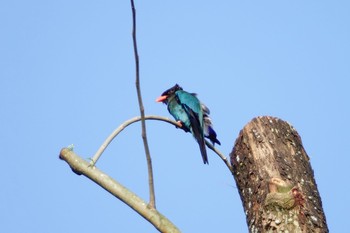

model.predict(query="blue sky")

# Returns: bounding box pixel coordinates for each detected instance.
[1,1,349,232]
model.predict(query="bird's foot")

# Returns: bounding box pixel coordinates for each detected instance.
[176,121,190,132]
[176,121,183,128]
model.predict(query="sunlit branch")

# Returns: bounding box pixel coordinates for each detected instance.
[60,148,180,233]
[90,115,233,174]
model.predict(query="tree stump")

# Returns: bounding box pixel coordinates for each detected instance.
[230,116,328,232]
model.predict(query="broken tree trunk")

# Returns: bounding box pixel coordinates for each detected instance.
[230,116,328,233]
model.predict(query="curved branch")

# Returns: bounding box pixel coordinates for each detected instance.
[90,116,178,165]
[60,148,180,233]
[90,115,233,173]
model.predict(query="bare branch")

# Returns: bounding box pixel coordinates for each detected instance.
[60,148,180,233]
[90,116,178,165]
[130,0,156,209]
[90,115,232,174]
[206,141,233,174]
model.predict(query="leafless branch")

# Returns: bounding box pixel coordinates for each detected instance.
[60,148,180,233]
[130,0,156,209]
[63,115,230,231]
[90,115,233,174]
[90,116,178,165]
[205,140,233,174]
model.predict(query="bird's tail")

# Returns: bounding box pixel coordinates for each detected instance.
[199,138,208,164]
[183,103,209,164]
[192,126,208,164]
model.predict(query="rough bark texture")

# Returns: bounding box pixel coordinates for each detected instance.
[230,116,328,233]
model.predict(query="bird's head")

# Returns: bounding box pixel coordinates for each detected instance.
[156,84,183,104]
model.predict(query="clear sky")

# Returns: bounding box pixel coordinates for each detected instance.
[1,1,349,232]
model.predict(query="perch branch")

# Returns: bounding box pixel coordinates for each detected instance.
[90,116,178,165]
[130,0,155,208]
[60,148,180,233]
[90,115,232,173]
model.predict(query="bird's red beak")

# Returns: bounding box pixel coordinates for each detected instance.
[156,95,167,102]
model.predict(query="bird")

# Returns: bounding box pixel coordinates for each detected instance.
[156,84,220,164]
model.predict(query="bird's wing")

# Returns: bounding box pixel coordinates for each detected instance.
[176,91,208,164]
[182,104,208,164]
[176,91,202,118]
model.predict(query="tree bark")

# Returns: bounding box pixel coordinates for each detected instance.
[230,116,328,232]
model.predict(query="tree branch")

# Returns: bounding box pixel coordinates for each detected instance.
[90,116,177,165]
[90,115,232,173]
[60,148,180,233]
[130,0,155,209]
[205,140,233,174]
[61,116,230,232]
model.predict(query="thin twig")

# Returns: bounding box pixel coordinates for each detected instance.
[90,115,233,174]
[60,148,181,233]
[205,141,233,174]
[130,0,156,209]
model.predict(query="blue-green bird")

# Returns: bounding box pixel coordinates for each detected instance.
[156,84,220,164]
